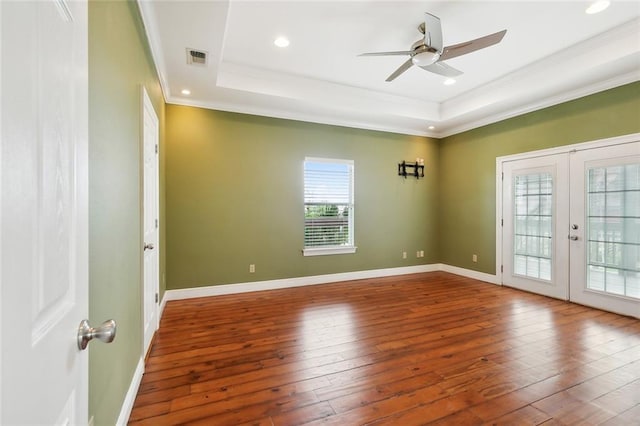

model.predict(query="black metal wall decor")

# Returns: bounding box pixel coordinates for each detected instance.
[398,161,424,179]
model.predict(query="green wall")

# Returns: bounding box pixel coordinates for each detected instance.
[438,82,640,274]
[88,1,165,425]
[165,83,640,290]
[166,106,439,289]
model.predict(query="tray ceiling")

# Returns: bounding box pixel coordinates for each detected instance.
[139,0,640,137]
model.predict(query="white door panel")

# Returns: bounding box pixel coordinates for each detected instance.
[503,154,569,300]
[1,0,88,423]
[142,88,159,356]
[569,142,640,318]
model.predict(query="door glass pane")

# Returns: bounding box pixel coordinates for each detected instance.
[513,173,553,281]
[587,164,640,299]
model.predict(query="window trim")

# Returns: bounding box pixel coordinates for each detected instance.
[303,157,356,257]
[302,246,357,257]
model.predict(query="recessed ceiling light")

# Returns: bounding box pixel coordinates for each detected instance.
[181,89,191,95]
[586,0,610,14]
[444,78,456,86]
[428,125,436,130]
[274,37,290,48]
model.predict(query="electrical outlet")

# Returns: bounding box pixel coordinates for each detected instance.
[249,264,255,273]
[416,251,420,258]
[472,254,478,263]
[402,251,407,259]
[419,250,424,258]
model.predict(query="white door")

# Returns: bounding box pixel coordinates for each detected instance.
[1,0,89,424]
[142,88,159,356]
[569,142,640,318]
[501,137,640,318]
[503,154,570,299]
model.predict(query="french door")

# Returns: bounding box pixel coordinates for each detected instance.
[501,137,639,318]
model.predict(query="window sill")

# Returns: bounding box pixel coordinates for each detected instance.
[303,246,357,257]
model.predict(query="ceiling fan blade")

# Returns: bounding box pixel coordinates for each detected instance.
[419,61,463,77]
[439,29,507,61]
[424,12,443,52]
[386,58,414,82]
[359,50,413,57]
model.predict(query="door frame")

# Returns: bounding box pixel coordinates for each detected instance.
[496,132,640,289]
[141,86,160,356]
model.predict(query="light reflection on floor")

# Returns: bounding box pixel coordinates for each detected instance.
[299,304,356,350]
[502,297,640,382]
[296,303,365,376]
[502,300,565,374]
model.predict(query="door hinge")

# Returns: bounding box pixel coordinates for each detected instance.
[155,144,158,154]
[155,218,158,228]
[155,293,159,303]
[501,265,504,273]
[501,218,503,226]
[501,172,504,180]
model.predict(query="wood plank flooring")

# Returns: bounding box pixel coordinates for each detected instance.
[129,272,640,425]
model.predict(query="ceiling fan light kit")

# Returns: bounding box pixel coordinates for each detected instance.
[359,12,506,82]
[412,51,440,67]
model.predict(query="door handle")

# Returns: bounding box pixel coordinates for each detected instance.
[144,243,154,251]
[568,235,579,241]
[77,319,117,350]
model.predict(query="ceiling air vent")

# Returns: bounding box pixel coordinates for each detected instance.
[186,48,208,66]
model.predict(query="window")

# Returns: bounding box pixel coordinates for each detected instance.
[303,157,356,256]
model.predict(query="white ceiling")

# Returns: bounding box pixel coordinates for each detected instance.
[139,1,640,137]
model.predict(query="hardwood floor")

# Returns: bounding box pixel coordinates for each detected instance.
[129,272,640,425]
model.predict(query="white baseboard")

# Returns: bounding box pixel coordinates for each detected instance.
[116,356,144,426]
[163,264,440,301]
[439,264,499,285]
[162,263,499,303]
[159,291,168,320]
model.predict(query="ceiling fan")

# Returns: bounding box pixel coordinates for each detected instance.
[359,13,507,82]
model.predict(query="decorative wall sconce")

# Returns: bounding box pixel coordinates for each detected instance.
[398,159,425,179]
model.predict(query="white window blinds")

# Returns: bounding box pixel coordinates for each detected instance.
[303,158,355,255]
